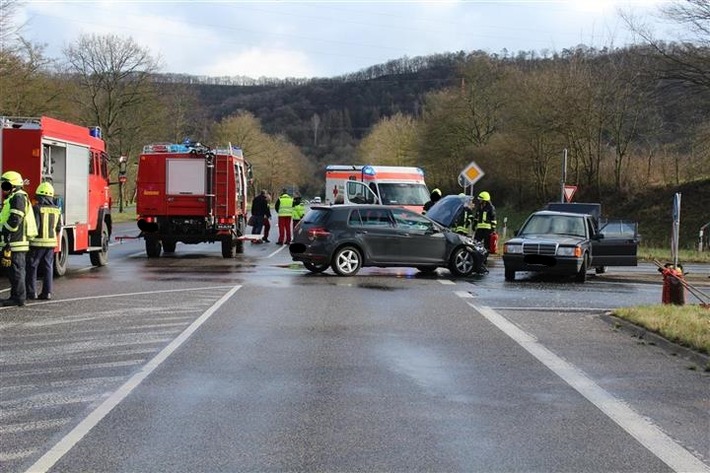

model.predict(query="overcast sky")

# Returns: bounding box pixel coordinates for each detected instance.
[16,0,673,79]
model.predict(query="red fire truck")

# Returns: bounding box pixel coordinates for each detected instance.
[136,141,251,258]
[0,116,112,276]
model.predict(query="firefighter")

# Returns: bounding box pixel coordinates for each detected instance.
[291,193,306,231]
[453,194,475,235]
[26,182,62,300]
[422,188,442,214]
[0,171,37,307]
[274,188,294,245]
[474,191,497,251]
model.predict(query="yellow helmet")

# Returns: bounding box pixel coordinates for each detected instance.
[1,171,24,187]
[431,188,442,197]
[36,182,55,197]
[478,191,491,202]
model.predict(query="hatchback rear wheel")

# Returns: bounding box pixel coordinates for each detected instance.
[331,246,362,276]
[449,246,476,277]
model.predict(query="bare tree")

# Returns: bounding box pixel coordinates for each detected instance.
[62,34,162,158]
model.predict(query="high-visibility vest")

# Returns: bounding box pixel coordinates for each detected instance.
[31,203,61,248]
[0,189,37,251]
[292,202,305,220]
[277,194,294,217]
[475,203,497,230]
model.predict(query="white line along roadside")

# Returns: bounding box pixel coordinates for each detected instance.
[463,299,710,473]
[24,284,243,473]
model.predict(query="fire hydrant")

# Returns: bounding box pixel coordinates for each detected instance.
[660,264,685,305]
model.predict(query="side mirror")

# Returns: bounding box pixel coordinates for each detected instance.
[514,229,519,236]
[593,233,605,240]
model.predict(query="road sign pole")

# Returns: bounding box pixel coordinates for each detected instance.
[560,148,567,203]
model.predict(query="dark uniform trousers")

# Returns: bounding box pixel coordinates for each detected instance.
[26,247,54,297]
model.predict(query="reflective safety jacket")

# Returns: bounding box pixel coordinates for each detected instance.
[475,201,497,230]
[276,194,294,217]
[30,196,62,248]
[453,207,475,235]
[0,189,38,252]
[292,200,306,221]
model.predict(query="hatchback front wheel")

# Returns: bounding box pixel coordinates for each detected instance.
[331,246,362,276]
[449,246,476,277]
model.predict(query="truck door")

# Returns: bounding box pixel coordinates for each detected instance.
[345,181,379,204]
[591,219,639,267]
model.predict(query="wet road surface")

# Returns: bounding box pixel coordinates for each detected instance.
[1,225,708,472]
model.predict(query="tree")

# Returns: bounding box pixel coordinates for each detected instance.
[357,113,418,166]
[62,34,162,159]
[0,0,61,116]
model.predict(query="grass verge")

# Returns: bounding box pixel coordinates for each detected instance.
[111,207,137,224]
[613,305,710,357]
[638,246,710,264]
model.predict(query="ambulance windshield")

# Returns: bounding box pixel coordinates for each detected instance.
[377,183,430,205]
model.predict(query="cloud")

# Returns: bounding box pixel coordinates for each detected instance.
[198,47,317,79]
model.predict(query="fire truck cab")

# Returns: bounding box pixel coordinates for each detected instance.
[136,141,251,258]
[0,116,112,276]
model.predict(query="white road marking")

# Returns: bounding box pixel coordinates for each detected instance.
[0,448,38,462]
[489,306,613,312]
[24,284,242,473]
[465,300,710,473]
[454,291,474,298]
[267,245,287,258]
[0,285,235,311]
[438,279,456,285]
[0,418,71,434]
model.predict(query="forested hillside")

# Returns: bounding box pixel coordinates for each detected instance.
[2,2,708,247]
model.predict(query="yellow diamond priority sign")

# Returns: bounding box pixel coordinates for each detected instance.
[460,161,485,186]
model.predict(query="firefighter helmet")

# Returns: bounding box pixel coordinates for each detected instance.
[478,191,491,202]
[36,182,55,197]
[431,188,442,197]
[1,171,24,187]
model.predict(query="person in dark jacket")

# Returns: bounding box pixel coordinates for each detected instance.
[474,191,497,251]
[422,188,442,214]
[26,182,62,300]
[250,190,270,240]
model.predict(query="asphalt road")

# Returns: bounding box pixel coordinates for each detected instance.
[1,222,708,473]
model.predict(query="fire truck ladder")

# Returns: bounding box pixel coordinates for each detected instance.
[213,151,232,218]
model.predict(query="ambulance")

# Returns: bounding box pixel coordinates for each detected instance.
[324,165,430,212]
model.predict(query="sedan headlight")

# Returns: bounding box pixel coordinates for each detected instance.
[557,245,582,257]
[504,243,522,254]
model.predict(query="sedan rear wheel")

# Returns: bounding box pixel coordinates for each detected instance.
[449,246,475,277]
[331,246,362,276]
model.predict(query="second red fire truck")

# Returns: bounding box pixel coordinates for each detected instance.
[136,141,251,258]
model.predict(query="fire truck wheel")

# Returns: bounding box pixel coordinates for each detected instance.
[162,240,176,253]
[89,220,110,266]
[145,238,162,258]
[54,231,69,277]
[221,237,236,258]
